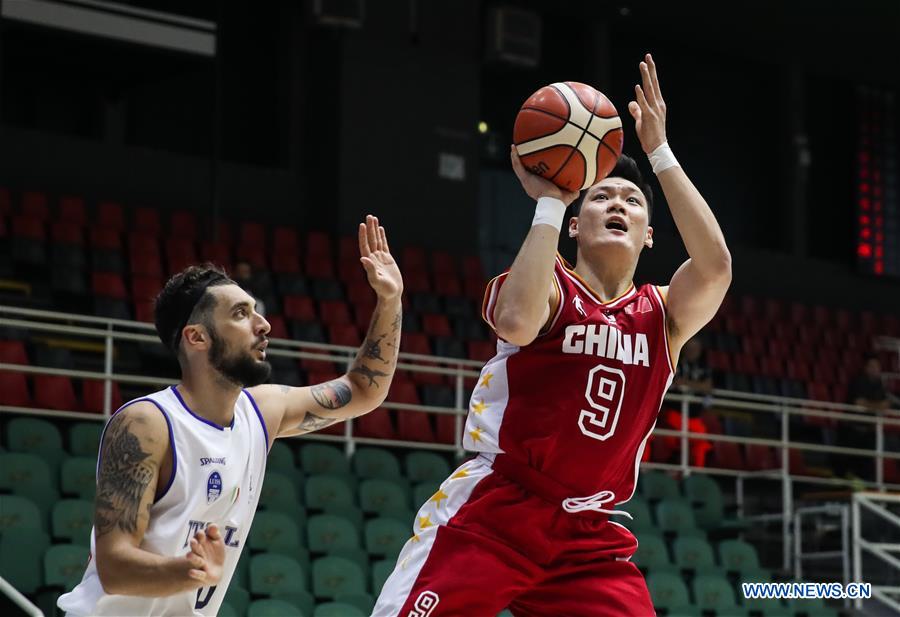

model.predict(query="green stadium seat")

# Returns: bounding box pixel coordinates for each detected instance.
[248,598,303,617]
[620,497,657,535]
[233,551,251,589]
[404,451,450,483]
[682,473,744,530]
[640,471,680,501]
[260,471,304,518]
[268,441,298,476]
[272,590,315,616]
[0,453,58,523]
[0,529,50,594]
[632,533,676,573]
[61,456,97,500]
[218,602,238,617]
[68,422,103,457]
[352,447,400,479]
[44,544,89,591]
[692,574,747,615]
[312,556,366,598]
[365,517,409,558]
[6,417,66,473]
[249,552,305,596]
[741,596,791,617]
[656,499,704,536]
[314,602,365,617]
[307,513,360,553]
[786,592,839,617]
[52,499,94,544]
[249,510,303,554]
[323,504,364,528]
[223,585,250,616]
[300,443,350,475]
[334,592,375,614]
[672,536,718,575]
[372,559,395,596]
[718,539,764,575]
[305,474,355,511]
[381,508,415,526]
[646,571,692,614]
[359,478,410,515]
[665,606,703,617]
[413,482,441,508]
[0,494,43,533]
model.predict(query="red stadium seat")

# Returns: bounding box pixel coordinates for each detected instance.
[464,277,486,303]
[134,300,155,323]
[388,380,421,405]
[431,251,457,276]
[273,226,300,256]
[401,247,427,273]
[0,341,29,365]
[97,201,125,231]
[807,383,832,402]
[835,309,852,330]
[811,305,832,327]
[133,207,161,234]
[785,361,811,382]
[239,222,266,249]
[267,315,288,339]
[884,458,900,484]
[82,379,123,414]
[272,253,301,274]
[170,210,197,239]
[21,191,49,220]
[319,300,352,327]
[306,231,332,258]
[741,336,765,357]
[91,273,128,300]
[90,227,122,250]
[235,245,267,269]
[435,414,460,445]
[339,260,367,287]
[733,354,759,375]
[338,235,357,261]
[166,238,198,274]
[712,441,746,470]
[706,350,732,372]
[396,411,436,442]
[467,341,495,362]
[759,357,783,378]
[738,295,759,317]
[129,233,163,276]
[58,196,86,225]
[434,275,462,297]
[763,298,784,321]
[51,222,84,246]
[33,375,79,410]
[199,241,231,268]
[462,256,484,280]
[132,276,162,301]
[328,324,360,347]
[0,372,31,407]
[402,333,432,355]
[12,216,46,240]
[354,408,395,440]
[789,302,809,325]
[283,296,316,321]
[212,221,233,246]
[744,444,779,471]
[306,255,335,278]
[404,271,430,293]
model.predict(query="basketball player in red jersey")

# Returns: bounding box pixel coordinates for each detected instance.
[373,54,731,616]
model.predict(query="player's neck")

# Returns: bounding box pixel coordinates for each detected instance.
[573,251,635,302]
[177,369,241,429]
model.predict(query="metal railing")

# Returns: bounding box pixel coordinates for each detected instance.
[3,304,900,575]
[852,492,900,614]
[0,576,43,617]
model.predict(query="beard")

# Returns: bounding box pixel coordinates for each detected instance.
[208,327,271,387]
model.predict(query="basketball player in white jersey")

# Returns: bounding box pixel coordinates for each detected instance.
[58,215,403,616]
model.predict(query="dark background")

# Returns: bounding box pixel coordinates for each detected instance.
[1,0,898,309]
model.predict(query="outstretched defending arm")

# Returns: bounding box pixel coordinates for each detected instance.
[628,54,732,353]
[491,148,580,346]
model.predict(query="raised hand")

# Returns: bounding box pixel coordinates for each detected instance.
[510,145,580,206]
[359,215,403,301]
[185,524,226,586]
[628,53,668,154]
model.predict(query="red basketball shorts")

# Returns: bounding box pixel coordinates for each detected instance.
[371,454,656,617]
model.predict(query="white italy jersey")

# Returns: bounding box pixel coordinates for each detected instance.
[58,385,269,616]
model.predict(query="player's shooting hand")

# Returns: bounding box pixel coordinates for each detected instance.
[185,524,226,587]
[359,215,403,301]
[628,53,668,153]
[510,145,580,206]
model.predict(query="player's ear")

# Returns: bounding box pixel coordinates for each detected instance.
[568,216,579,238]
[183,324,209,350]
[644,226,654,249]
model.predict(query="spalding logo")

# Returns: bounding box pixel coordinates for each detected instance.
[207,471,223,504]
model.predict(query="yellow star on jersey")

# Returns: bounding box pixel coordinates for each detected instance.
[418,514,434,530]
[450,468,469,480]
[479,373,494,388]
[469,427,484,443]
[410,534,420,543]
[429,489,449,507]
[471,399,489,415]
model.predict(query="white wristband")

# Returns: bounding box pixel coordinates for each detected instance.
[532,196,567,231]
[648,141,680,175]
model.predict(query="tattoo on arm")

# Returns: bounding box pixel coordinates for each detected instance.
[94,416,155,538]
[311,380,353,409]
[350,364,390,388]
[363,334,388,363]
[391,311,402,333]
[296,411,339,433]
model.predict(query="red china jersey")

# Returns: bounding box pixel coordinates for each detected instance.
[467,255,675,504]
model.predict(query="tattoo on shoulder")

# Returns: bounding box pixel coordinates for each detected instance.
[351,364,390,388]
[297,411,339,433]
[311,379,352,409]
[94,415,155,538]
[363,334,388,363]
[278,384,292,394]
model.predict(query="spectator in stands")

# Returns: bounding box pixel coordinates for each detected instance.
[233,259,266,316]
[848,353,893,412]
[662,336,713,467]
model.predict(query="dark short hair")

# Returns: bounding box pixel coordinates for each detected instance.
[572,154,654,221]
[154,264,234,354]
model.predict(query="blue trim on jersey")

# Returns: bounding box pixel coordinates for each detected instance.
[242,389,270,453]
[170,385,235,431]
[96,397,178,504]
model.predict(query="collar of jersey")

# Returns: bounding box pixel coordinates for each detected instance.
[170,385,235,431]
[556,254,637,308]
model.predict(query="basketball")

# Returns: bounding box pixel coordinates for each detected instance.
[513,82,624,192]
